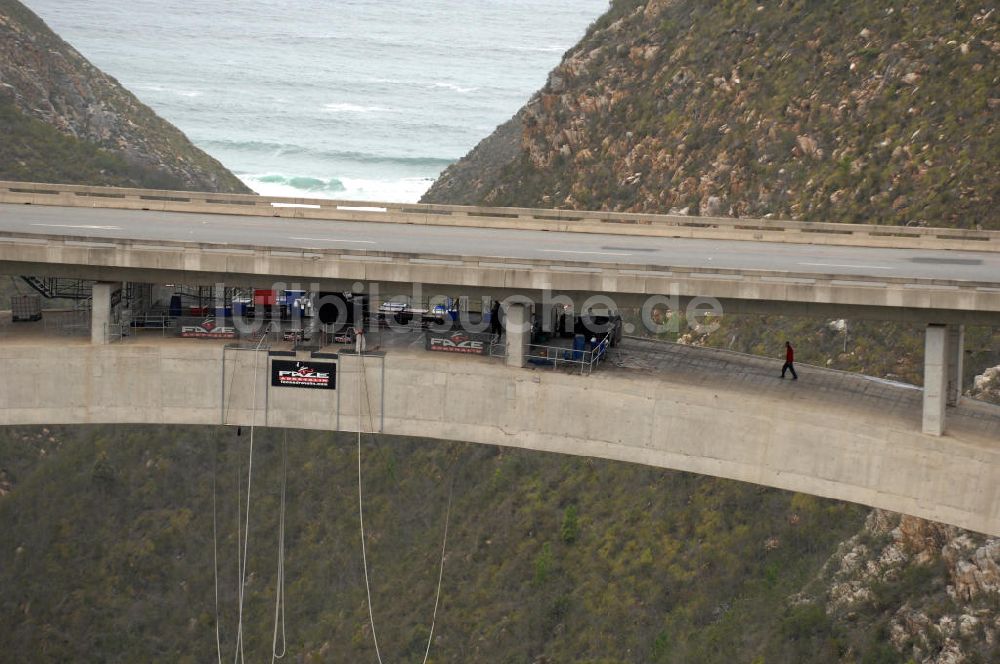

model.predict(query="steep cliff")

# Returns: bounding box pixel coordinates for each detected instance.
[423,0,999,230]
[0,0,250,193]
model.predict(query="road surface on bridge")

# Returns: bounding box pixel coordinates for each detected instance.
[1,203,998,284]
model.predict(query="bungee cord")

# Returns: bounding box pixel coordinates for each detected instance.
[212,437,223,664]
[233,327,268,663]
[271,430,288,662]
[357,429,386,664]
[356,350,453,664]
[209,325,458,663]
[357,350,386,664]
[422,485,453,664]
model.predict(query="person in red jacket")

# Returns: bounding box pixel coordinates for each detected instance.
[781,341,798,380]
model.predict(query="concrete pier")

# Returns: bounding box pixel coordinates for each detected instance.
[923,324,948,436]
[505,302,529,368]
[923,323,967,435]
[90,281,119,345]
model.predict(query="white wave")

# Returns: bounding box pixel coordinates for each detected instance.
[322,102,392,114]
[241,174,434,204]
[511,44,565,53]
[431,82,479,94]
[139,84,202,97]
[338,176,435,203]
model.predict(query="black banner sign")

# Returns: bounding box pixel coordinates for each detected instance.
[271,360,336,389]
[425,330,492,355]
[177,317,238,339]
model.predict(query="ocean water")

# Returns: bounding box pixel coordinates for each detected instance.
[26,0,607,202]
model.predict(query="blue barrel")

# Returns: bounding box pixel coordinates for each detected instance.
[232,301,245,316]
[572,334,586,361]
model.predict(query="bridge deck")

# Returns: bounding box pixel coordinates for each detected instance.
[4,309,994,444]
[1,203,999,283]
[611,338,999,445]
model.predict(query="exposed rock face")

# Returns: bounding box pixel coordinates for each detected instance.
[0,0,250,193]
[423,0,999,230]
[423,110,527,207]
[821,510,1000,663]
[970,366,1000,405]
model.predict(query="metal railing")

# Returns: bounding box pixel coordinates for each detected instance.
[105,322,128,343]
[43,309,89,337]
[488,336,507,359]
[523,334,613,376]
[128,313,176,336]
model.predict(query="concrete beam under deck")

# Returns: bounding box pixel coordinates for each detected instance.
[2,260,999,327]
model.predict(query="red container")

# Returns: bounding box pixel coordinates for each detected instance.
[189,306,208,316]
[254,289,277,306]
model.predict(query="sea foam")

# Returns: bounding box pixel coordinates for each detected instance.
[322,103,392,114]
[431,82,479,94]
[244,173,434,203]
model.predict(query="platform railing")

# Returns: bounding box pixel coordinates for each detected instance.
[524,332,613,375]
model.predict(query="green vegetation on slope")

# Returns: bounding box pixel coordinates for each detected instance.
[0,0,252,193]
[2,425,877,663]
[0,97,191,189]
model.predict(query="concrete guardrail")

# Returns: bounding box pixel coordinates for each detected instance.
[1,180,997,253]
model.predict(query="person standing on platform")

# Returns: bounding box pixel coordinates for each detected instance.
[490,300,503,339]
[780,341,797,380]
[354,325,366,354]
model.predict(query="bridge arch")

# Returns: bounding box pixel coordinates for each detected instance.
[1,338,997,535]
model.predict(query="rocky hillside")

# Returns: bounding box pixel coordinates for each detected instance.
[423,0,999,230]
[0,0,250,193]
[795,510,1000,664]
[424,0,1000,396]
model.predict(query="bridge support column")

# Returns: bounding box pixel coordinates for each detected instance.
[505,302,529,368]
[90,281,119,345]
[946,324,965,407]
[923,324,948,436]
[213,282,227,319]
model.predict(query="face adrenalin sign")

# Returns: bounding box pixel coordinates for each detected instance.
[425,330,491,355]
[178,317,237,339]
[271,360,336,389]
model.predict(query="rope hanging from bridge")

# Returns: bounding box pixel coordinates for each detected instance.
[232,327,268,663]
[212,436,224,664]
[356,350,453,664]
[271,429,288,663]
[207,322,291,663]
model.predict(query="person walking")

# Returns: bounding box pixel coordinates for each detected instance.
[781,341,797,380]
